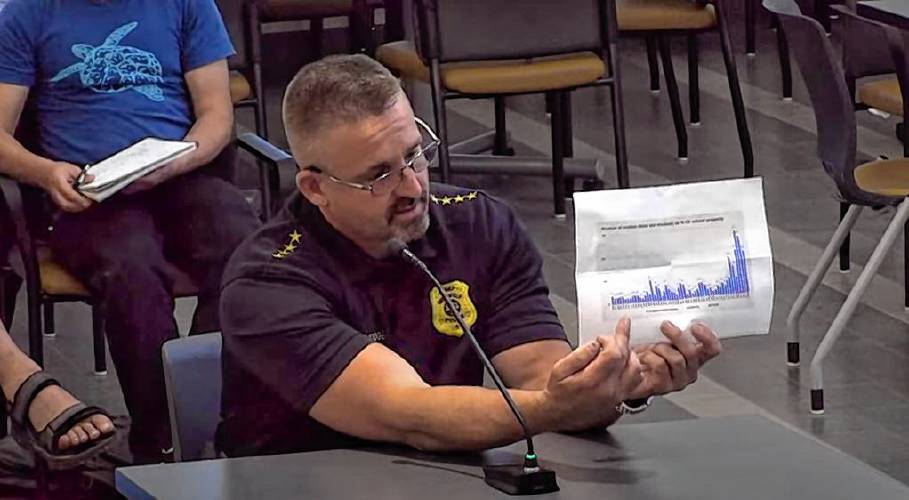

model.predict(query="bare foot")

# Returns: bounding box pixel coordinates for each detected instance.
[25,380,115,451]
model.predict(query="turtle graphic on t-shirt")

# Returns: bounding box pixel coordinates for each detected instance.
[49,21,165,102]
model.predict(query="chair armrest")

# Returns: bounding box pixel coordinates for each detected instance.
[236,133,298,217]
[237,132,294,166]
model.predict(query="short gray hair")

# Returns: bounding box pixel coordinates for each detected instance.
[282,54,403,160]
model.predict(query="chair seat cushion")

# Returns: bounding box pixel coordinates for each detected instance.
[617,0,716,31]
[258,0,355,21]
[230,71,252,104]
[854,158,909,197]
[38,248,89,297]
[858,78,903,116]
[376,41,607,95]
[38,247,199,298]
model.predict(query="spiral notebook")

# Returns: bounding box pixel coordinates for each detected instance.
[75,138,197,202]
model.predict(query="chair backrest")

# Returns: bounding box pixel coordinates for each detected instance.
[162,332,223,462]
[413,0,608,63]
[840,6,895,82]
[764,0,892,206]
[214,0,254,72]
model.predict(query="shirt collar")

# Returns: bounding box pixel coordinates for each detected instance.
[289,193,441,283]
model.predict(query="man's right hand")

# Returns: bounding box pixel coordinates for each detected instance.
[38,162,92,213]
[540,317,642,432]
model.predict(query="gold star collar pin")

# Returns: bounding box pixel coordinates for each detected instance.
[431,191,479,206]
[273,230,303,259]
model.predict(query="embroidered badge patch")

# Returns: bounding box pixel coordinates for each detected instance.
[431,191,479,206]
[273,230,303,259]
[430,280,478,337]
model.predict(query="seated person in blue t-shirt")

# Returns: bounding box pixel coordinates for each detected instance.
[216,55,722,457]
[0,0,259,463]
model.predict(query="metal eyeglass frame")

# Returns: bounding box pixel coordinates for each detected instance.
[306,117,441,196]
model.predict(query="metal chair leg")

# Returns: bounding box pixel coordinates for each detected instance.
[810,200,909,414]
[775,15,793,101]
[904,219,909,309]
[493,97,514,156]
[814,0,832,34]
[311,18,324,59]
[549,91,567,218]
[0,269,20,329]
[716,4,755,178]
[687,34,700,126]
[646,36,660,93]
[350,4,376,56]
[746,0,757,56]
[786,204,862,367]
[27,283,43,366]
[561,92,576,199]
[92,305,107,375]
[251,59,269,140]
[42,302,55,337]
[657,36,688,162]
[899,122,908,157]
[839,202,851,272]
[429,59,452,183]
[607,42,631,188]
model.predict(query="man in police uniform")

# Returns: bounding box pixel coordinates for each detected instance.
[216,55,722,457]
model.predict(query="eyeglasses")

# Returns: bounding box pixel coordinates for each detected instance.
[307,117,441,197]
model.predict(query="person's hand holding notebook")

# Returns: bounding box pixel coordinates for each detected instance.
[74,138,197,202]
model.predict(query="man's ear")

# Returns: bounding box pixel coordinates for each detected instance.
[296,168,328,207]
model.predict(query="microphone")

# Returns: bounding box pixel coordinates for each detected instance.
[388,239,559,495]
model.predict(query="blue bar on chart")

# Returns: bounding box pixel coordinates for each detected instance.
[610,230,750,310]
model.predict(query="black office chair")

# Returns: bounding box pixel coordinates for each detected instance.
[377,0,629,217]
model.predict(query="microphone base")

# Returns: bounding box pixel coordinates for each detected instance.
[483,464,559,495]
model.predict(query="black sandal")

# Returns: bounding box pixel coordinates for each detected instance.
[8,371,118,469]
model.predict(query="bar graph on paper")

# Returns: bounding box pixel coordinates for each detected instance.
[609,230,751,311]
[574,178,773,345]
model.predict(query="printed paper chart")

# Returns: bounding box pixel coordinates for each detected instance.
[574,178,774,345]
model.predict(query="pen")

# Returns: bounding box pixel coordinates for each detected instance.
[74,165,89,187]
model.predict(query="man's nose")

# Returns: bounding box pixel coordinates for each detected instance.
[394,165,424,198]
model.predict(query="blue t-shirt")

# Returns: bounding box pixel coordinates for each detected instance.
[0,0,234,166]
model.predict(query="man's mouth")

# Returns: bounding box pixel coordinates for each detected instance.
[392,194,431,220]
[393,197,419,214]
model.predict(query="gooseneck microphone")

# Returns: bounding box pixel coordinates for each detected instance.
[389,239,558,495]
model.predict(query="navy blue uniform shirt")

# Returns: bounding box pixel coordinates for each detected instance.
[216,185,567,457]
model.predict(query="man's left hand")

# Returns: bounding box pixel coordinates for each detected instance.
[626,321,722,400]
[122,160,184,194]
